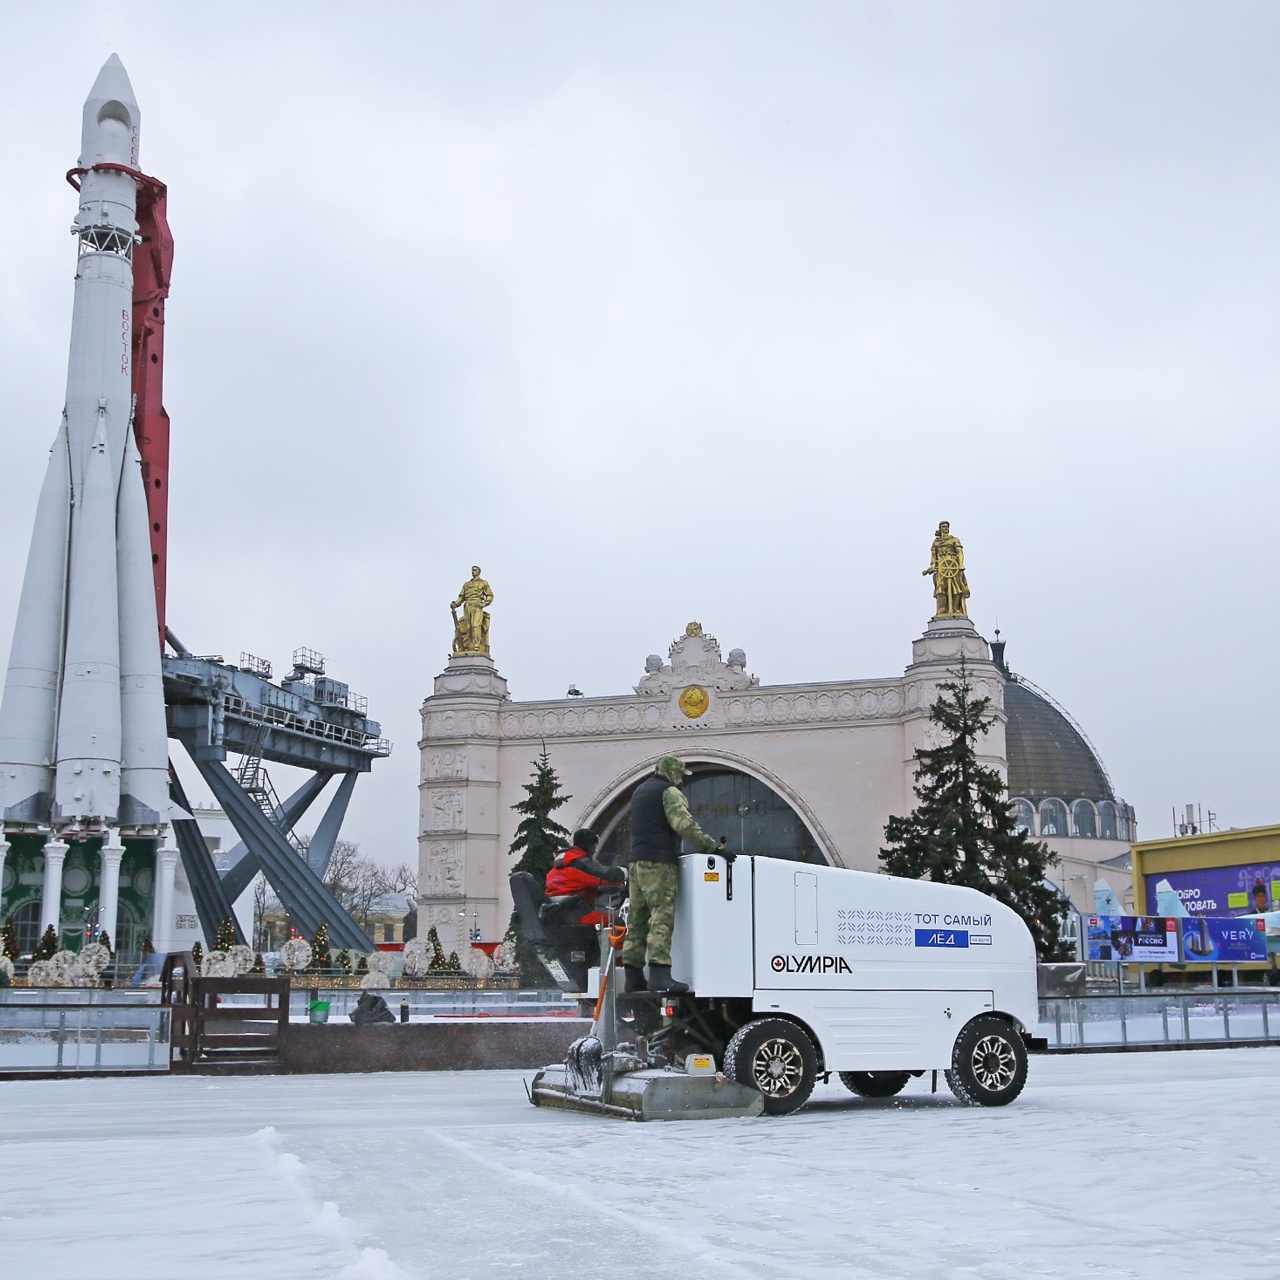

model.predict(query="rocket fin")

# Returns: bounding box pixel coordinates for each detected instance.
[0,420,72,823]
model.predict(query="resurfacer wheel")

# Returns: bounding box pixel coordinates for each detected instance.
[944,1015,1027,1107]
[839,1071,911,1099]
[724,1018,817,1116]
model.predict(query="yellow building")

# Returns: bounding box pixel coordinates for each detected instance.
[1132,824,1280,919]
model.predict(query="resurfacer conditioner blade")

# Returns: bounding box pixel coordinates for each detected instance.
[529,1064,763,1121]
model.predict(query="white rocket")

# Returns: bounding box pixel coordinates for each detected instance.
[0,56,169,835]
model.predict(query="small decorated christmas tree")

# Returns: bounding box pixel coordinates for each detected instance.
[191,940,204,968]
[250,952,266,974]
[426,925,449,971]
[33,924,59,961]
[98,930,112,954]
[335,948,352,975]
[1,918,19,961]
[355,953,369,977]
[445,950,463,972]
[214,917,237,951]
[141,933,155,957]
[311,920,332,972]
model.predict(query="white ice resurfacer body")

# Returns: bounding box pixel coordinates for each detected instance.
[528,854,1043,1119]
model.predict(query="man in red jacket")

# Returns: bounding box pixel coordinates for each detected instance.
[544,829,626,927]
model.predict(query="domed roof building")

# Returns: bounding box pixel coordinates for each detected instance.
[994,637,1135,910]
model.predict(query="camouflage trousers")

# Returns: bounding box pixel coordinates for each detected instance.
[621,862,679,967]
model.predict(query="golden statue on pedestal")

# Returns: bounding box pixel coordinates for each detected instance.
[451,566,494,656]
[923,522,970,618]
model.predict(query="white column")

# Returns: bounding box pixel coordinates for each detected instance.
[98,836,125,948]
[151,836,178,954]
[40,839,69,935]
[0,840,9,919]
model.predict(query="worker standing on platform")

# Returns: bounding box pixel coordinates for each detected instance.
[621,756,718,994]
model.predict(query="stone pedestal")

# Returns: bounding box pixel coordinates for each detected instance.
[903,615,1006,775]
[418,654,509,956]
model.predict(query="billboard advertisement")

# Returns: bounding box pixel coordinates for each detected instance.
[1178,917,1268,964]
[1143,862,1280,916]
[1086,916,1179,963]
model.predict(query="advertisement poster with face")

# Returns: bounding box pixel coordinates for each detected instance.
[1086,916,1179,963]
[1144,864,1280,916]
[1179,917,1268,963]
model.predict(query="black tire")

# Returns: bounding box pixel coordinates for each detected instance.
[723,1018,817,1115]
[839,1071,911,1099]
[944,1016,1028,1107]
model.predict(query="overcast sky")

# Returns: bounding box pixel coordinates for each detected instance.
[2,4,1277,862]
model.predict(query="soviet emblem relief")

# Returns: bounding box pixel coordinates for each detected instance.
[678,685,710,718]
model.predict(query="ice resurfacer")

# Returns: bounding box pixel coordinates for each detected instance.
[517,853,1045,1120]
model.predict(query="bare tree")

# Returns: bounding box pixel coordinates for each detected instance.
[251,873,280,952]
[314,837,417,932]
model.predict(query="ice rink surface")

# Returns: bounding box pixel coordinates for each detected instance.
[1,1048,1275,1279]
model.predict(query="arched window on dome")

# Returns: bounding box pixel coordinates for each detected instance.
[1072,800,1097,838]
[1098,801,1118,840]
[1039,798,1068,837]
[1010,798,1035,835]
[1117,806,1133,842]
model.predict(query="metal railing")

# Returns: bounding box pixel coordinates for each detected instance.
[0,989,168,1073]
[1040,991,1280,1050]
[277,986,579,1021]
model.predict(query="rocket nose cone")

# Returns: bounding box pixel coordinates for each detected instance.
[81,54,140,167]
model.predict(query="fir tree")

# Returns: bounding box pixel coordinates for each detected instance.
[250,953,266,974]
[98,930,112,954]
[34,924,59,961]
[141,933,155,957]
[355,954,369,977]
[509,746,572,883]
[445,950,463,972]
[508,746,572,985]
[214,917,237,951]
[335,948,352,975]
[425,926,449,972]
[311,920,332,973]
[880,660,1072,961]
[2,918,19,961]
[191,940,203,968]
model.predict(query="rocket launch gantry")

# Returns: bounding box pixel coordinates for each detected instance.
[0,58,385,956]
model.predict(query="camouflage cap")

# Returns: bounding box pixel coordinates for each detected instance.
[656,755,691,784]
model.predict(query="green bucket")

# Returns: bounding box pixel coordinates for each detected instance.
[308,1000,330,1025]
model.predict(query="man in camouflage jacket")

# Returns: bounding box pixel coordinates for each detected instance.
[621,755,718,993]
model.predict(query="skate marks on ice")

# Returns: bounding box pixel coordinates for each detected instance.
[254,1126,408,1280]
[0,1094,411,1279]
[448,1053,1278,1280]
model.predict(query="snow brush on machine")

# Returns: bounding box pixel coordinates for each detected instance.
[513,851,1045,1120]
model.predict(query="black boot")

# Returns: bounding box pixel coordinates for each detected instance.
[622,964,648,993]
[646,964,688,994]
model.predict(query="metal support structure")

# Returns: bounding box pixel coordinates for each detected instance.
[305,771,358,878]
[219,771,331,902]
[190,753,372,951]
[168,763,244,945]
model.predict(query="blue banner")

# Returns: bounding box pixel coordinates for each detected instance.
[1179,917,1268,964]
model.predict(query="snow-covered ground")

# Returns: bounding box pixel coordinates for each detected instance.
[1,1049,1275,1279]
